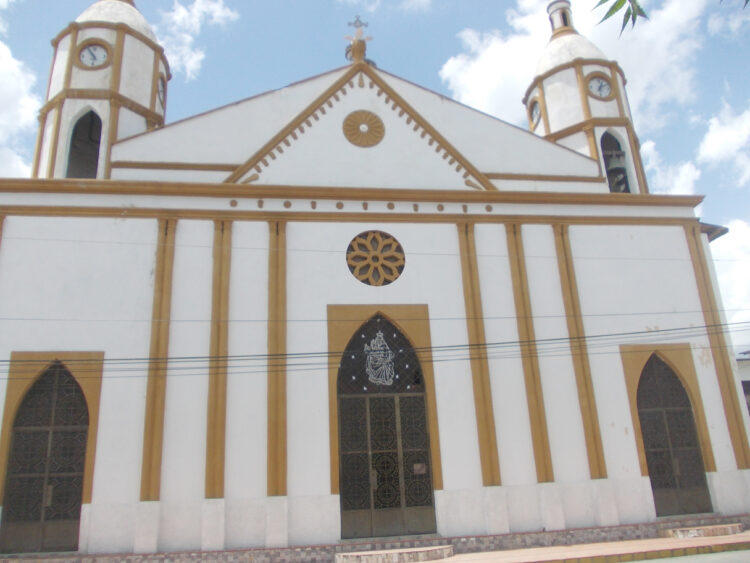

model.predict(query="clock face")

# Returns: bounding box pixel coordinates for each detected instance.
[79,43,109,68]
[588,76,612,98]
[530,102,541,127]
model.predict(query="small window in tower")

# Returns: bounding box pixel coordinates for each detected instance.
[561,11,569,26]
[601,132,631,193]
[66,111,102,179]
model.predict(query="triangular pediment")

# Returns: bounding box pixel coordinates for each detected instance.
[225,63,494,191]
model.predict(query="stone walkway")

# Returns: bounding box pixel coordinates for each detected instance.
[445,530,750,562]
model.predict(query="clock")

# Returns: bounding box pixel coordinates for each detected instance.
[79,43,109,68]
[157,77,166,108]
[530,101,541,127]
[588,76,612,99]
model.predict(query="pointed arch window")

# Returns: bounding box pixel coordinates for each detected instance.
[601,132,630,193]
[66,111,102,179]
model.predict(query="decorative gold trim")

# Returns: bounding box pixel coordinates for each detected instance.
[63,29,78,91]
[46,102,63,178]
[327,305,443,494]
[484,173,604,183]
[346,230,405,286]
[267,221,287,496]
[225,63,496,191]
[32,110,47,179]
[609,68,626,118]
[149,54,160,114]
[625,126,649,194]
[684,225,750,469]
[575,66,593,121]
[0,352,104,505]
[584,71,616,102]
[458,223,501,485]
[619,344,716,475]
[546,117,630,143]
[104,100,120,179]
[139,218,177,501]
[205,220,232,498]
[553,224,607,478]
[39,90,164,129]
[73,39,114,71]
[539,84,551,136]
[523,59,625,105]
[0,178,705,208]
[111,161,239,172]
[343,110,385,147]
[506,223,554,483]
[53,22,171,79]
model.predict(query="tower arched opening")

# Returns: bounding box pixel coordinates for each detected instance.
[601,132,630,193]
[66,111,102,179]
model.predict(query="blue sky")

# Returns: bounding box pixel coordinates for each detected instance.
[0,0,748,352]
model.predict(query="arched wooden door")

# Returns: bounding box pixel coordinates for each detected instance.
[337,315,436,539]
[637,355,712,516]
[0,362,89,553]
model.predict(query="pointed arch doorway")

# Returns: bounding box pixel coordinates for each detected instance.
[637,355,712,516]
[337,315,437,539]
[0,362,89,553]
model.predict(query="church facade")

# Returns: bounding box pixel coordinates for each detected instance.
[1,0,750,555]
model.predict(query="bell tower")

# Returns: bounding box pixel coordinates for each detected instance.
[523,0,648,194]
[32,0,170,180]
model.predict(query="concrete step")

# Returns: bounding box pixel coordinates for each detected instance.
[661,522,744,539]
[335,545,453,563]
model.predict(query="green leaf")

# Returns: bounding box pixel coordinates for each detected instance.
[620,6,632,34]
[630,0,649,18]
[600,0,626,23]
[594,0,611,8]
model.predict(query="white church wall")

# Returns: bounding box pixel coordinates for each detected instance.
[48,35,71,98]
[567,223,744,520]
[37,111,57,177]
[542,69,584,133]
[285,221,483,541]
[554,131,591,157]
[473,224,537,487]
[158,220,214,552]
[0,215,158,553]
[110,168,231,183]
[522,224,590,484]
[487,179,606,194]
[118,108,148,142]
[224,221,271,548]
[120,35,155,105]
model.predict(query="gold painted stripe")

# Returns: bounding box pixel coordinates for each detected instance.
[506,223,554,483]
[539,83,551,137]
[105,100,120,180]
[46,103,63,178]
[111,29,125,93]
[111,161,239,172]
[553,224,607,479]
[484,173,603,183]
[609,67,626,118]
[546,117,630,143]
[40,90,163,127]
[32,111,47,179]
[0,352,104,505]
[575,65,592,122]
[267,220,287,496]
[63,28,78,91]
[0,205,708,231]
[149,51,160,114]
[457,222,501,486]
[327,305,444,494]
[140,218,177,501]
[0,178,705,208]
[626,125,650,194]
[523,58,626,104]
[205,220,232,498]
[684,225,750,469]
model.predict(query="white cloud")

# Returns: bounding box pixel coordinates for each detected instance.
[0,3,41,178]
[157,0,239,81]
[337,0,382,13]
[707,10,750,35]
[710,219,750,353]
[697,101,750,187]
[439,0,708,132]
[336,0,430,12]
[641,140,702,197]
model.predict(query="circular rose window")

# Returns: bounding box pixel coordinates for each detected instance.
[342,110,385,147]
[346,231,405,286]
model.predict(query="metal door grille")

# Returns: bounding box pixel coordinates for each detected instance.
[337,315,435,538]
[1,362,88,553]
[637,355,711,516]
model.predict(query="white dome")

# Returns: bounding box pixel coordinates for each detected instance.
[535,32,608,76]
[76,0,156,42]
